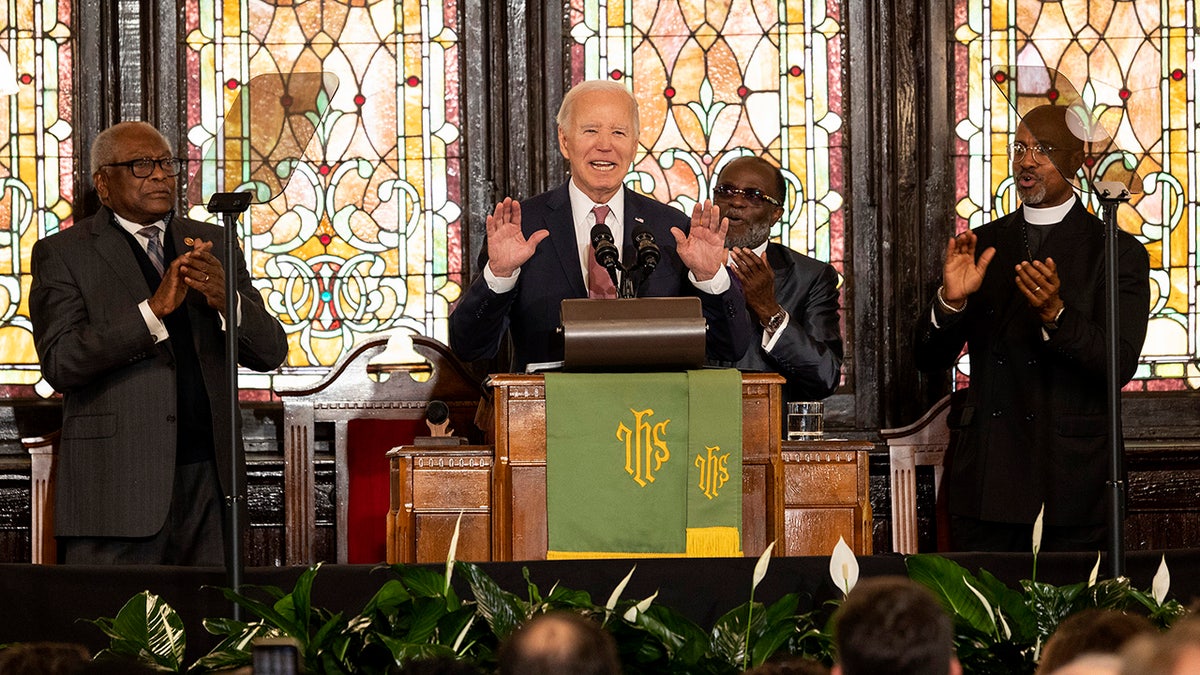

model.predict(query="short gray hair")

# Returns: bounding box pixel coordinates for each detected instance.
[556,80,639,139]
[90,121,173,175]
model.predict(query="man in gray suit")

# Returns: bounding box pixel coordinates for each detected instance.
[29,121,288,565]
[711,156,843,403]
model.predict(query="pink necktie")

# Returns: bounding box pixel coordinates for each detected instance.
[587,205,617,299]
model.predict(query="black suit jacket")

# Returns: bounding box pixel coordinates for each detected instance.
[29,207,288,537]
[715,243,842,402]
[915,200,1150,527]
[450,183,751,371]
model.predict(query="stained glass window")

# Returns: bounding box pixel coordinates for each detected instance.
[568,0,848,283]
[952,1,1197,390]
[183,0,465,393]
[0,0,72,397]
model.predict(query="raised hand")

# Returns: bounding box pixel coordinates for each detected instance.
[485,198,549,278]
[942,230,995,308]
[672,199,729,282]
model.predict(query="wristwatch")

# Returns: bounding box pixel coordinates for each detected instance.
[1043,306,1065,332]
[762,308,787,334]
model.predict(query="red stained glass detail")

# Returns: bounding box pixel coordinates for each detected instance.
[1172,69,1185,81]
[1085,156,1096,167]
[993,70,1007,83]
[610,69,623,80]
[319,164,331,176]
[1119,88,1131,100]
[664,86,675,98]
[18,74,30,84]
[1047,89,1059,101]
[789,66,801,76]
[737,85,749,97]
[354,93,366,106]
[226,79,238,90]
[280,94,293,108]
[319,234,332,245]
[406,75,420,86]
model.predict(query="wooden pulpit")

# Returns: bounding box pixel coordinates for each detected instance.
[386,372,876,564]
[490,372,787,561]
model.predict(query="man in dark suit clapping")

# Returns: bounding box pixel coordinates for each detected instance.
[710,155,843,403]
[30,121,287,564]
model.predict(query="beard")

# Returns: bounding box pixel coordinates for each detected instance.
[724,218,772,250]
[1016,180,1047,206]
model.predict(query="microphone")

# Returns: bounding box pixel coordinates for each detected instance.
[632,225,660,272]
[590,223,620,270]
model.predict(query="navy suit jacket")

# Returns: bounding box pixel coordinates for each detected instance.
[450,183,751,371]
[714,243,842,402]
[30,207,288,537]
[915,200,1150,527]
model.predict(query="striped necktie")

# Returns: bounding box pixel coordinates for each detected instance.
[138,225,165,276]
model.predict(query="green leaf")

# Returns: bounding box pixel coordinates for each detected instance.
[361,578,414,616]
[906,554,996,635]
[457,562,527,641]
[395,564,454,600]
[88,591,186,671]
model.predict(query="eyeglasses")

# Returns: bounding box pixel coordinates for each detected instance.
[1008,142,1056,164]
[713,184,782,207]
[102,157,184,178]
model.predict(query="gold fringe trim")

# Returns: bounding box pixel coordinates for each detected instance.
[685,526,742,557]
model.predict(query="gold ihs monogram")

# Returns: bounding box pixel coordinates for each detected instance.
[694,445,730,499]
[616,408,670,487]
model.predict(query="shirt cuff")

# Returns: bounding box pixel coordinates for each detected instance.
[218,296,244,332]
[762,311,791,351]
[689,265,731,295]
[139,300,169,344]
[484,263,520,294]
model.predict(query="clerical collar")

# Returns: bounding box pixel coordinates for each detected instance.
[1022,197,1075,226]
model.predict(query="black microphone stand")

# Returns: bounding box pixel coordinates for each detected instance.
[1097,183,1130,580]
[206,190,253,621]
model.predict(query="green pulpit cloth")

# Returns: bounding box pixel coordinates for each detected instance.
[545,369,743,559]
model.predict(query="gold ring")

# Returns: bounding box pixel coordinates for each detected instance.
[1033,286,1041,293]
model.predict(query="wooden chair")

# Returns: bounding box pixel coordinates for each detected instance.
[276,333,486,564]
[24,430,60,564]
[880,394,952,554]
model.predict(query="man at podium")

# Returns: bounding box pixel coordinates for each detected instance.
[710,156,843,403]
[449,80,751,372]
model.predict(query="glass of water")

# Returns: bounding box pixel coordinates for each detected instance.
[787,401,824,441]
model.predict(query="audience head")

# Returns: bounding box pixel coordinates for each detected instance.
[1119,614,1200,675]
[556,81,640,204]
[0,642,90,674]
[832,576,960,675]
[393,655,484,674]
[742,653,830,675]
[90,121,178,224]
[1035,608,1155,674]
[498,611,621,675]
[1013,104,1084,208]
[714,156,786,250]
[1051,653,1123,675]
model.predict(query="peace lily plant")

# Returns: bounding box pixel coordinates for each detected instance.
[42,511,1188,674]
